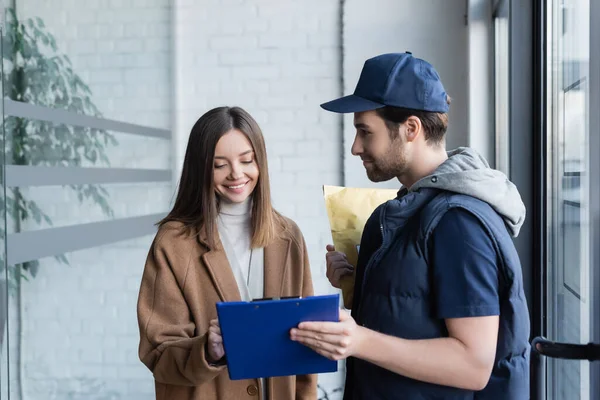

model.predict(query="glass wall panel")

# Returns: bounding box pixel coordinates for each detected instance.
[1,1,173,398]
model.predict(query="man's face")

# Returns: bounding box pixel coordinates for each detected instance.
[351,110,407,182]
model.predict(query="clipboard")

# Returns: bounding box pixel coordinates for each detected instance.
[216,294,340,380]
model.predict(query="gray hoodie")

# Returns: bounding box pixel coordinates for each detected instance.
[408,147,526,237]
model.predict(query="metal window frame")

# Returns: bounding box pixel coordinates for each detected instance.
[531,0,548,399]
[505,0,547,398]
[509,0,535,319]
[588,0,600,396]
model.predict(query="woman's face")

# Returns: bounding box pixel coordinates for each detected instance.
[213,129,259,204]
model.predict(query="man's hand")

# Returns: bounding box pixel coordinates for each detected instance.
[206,319,225,363]
[290,309,366,361]
[326,245,354,289]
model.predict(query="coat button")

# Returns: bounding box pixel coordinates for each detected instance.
[247,385,258,396]
[431,176,438,183]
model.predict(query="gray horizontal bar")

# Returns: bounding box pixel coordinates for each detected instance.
[7,213,165,265]
[6,165,171,187]
[4,98,171,139]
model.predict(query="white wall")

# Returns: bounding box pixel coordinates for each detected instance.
[173,1,345,394]
[468,0,495,164]
[342,0,470,189]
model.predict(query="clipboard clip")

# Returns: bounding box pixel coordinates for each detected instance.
[251,296,301,302]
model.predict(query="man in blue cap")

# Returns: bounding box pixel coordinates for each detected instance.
[290,53,531,399]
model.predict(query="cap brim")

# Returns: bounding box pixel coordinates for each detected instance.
[320,94,385,113]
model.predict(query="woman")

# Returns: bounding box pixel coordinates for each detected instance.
[137,106,317,400]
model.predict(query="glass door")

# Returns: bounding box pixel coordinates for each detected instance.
[545,0,598,398]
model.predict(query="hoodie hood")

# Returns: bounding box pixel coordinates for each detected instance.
[408,147,526,237]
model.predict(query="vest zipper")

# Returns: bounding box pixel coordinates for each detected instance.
[357,204,393,322]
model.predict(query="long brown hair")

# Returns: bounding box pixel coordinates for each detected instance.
[159,106,283,248]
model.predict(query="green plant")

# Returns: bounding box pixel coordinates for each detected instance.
[1,7,117,291]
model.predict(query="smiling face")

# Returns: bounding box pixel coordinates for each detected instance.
[351,110,408,182]
[213,129,259,203]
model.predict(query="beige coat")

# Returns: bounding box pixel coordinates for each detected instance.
[137,219,317,400]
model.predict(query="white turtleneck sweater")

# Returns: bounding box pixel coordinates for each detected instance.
[217,199,267,399]
[217,198,264,301]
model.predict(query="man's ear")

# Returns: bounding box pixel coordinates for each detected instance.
[404,116,423,142]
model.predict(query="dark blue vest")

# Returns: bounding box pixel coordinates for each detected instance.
[344,188,530,400]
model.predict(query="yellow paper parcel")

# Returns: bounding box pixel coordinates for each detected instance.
[323,185,397,308]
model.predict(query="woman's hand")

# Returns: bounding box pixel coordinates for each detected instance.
[206,318,225,363]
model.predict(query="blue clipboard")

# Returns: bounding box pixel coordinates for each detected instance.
[216,294,340,380]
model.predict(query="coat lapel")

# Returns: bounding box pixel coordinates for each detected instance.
[202,250,243,302]
[198,223,291,301]
[198,229,242,302]
[263,234,291,299]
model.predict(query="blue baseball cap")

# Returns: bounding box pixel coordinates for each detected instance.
[321,52,449,113]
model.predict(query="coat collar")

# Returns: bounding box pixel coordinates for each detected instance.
[198,222,291,302]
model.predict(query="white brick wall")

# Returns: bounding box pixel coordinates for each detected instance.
[173,1,345,281]
[174,0,345,395]
[16,236,156,400]
[342,0,470,189]
[17,0,172,130]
